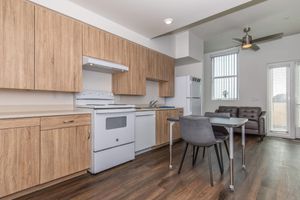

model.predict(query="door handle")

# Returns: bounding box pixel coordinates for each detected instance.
[63,120,75,124]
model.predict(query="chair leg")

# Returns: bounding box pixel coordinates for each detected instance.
[193,146,200,167]
[207,147,214,186]
[178,143,189,174]
[224,140,229,159]
[214,144,223,175]
[219,143,224,172]
[192,145,195,165]
[202,147,206,158]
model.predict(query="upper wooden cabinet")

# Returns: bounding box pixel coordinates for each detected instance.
[112,42,146,95]
[0,118,40,198]
[83,25,105,60]
[83,25,126,65]
[35,6,83,92]
[147,49,168,81]
[0,0,34,90]
[159,56,175,97]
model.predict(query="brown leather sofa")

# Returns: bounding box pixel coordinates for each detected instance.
[215,106,267,140]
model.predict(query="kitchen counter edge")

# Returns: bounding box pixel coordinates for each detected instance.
[0,109,92,120]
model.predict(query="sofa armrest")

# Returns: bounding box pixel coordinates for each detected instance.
[259,111,267,135]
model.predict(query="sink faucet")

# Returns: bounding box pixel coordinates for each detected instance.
[149,100,158,108]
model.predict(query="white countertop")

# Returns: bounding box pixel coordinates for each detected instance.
[135,107,180,112]
[0,109,91,119]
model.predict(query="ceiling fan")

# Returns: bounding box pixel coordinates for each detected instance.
[233,27,283,51]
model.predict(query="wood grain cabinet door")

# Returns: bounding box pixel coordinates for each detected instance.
[0,119,40,198]
[40,125,90,184]
[155,109,182,145]
[159,56,175,97]
[35,6,83,92]
[147,50,158,80]
[112,42,146,95]
[83,25,126,65]
[83,25,105,60]
[0,0,34,90]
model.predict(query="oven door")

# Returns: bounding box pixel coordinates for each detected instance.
[93,110,135,152]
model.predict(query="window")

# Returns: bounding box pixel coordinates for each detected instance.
[212,51,238,100]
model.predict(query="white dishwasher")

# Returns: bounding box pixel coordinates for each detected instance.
[135,111,156,153]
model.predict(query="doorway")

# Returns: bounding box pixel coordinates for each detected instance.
[268,62,294,138]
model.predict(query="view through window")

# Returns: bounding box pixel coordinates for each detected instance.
[212,52,238,100]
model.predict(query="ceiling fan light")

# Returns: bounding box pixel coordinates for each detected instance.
[242,43,252,49]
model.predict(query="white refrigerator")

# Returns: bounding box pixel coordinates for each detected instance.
[166,76,201,116]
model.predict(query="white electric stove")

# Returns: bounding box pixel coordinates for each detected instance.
[76,90,136,174]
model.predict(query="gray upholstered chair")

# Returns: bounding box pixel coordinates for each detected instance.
[178,116,223,186]
[200,112,230,170]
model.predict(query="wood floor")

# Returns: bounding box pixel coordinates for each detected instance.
[17,136,300,200]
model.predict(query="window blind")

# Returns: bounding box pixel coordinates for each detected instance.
[212,53,238,100]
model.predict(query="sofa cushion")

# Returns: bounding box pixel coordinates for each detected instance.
[238,107,261,121]
[217,106,238,117]
[245,120,259,130]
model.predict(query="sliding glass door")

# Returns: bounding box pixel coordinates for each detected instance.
[268,62,292,138]
[296,62,300,138]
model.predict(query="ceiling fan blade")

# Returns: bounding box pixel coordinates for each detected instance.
[251,44,260,51]
[252,33,283,43]
[233,38,243,43]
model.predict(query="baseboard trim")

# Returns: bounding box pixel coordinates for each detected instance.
[1,170,87,200]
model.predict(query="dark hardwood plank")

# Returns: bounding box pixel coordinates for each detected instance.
[17,136,300,200]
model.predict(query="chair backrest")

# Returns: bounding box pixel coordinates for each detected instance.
[204,112,230,118]
[179,116,216,147]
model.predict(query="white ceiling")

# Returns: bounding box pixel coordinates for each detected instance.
[69,0,251,38]
[191,0,300,52]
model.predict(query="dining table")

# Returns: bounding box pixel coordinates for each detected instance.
[167,116,248,191]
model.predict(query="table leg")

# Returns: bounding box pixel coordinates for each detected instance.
[169,121,175,169]
[229,127,235,191]
[242,124,246,169]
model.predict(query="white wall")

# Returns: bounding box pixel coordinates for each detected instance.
[82,71,112,92]
[203,33,300,113]
[117,81,165,105]
[175,62,203,78]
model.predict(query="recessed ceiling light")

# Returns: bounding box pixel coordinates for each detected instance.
[164,18,173,25]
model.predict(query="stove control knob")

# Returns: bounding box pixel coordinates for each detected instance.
[116,138,119,142]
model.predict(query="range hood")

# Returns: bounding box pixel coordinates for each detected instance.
[83,56,128,73]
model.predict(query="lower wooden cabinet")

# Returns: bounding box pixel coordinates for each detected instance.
[0,118,40,198]
[40,125,90,183]
[155,109,183,145]
[0,114,91,198]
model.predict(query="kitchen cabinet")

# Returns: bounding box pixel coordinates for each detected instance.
[112,41,146,95]
[40,115,91,183]
[155,109,183,145]
[0,0,34,90]
[147,50,167,81]
[83,25,127,65]
[35,6,83,92]
[83,25,105,61]
[159,56,175,97]
[0,118,40,197]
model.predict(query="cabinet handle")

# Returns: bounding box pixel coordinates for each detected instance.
[88,129,91,140]
[63,120,75,124]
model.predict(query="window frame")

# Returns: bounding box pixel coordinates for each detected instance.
[211,49,239,101]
